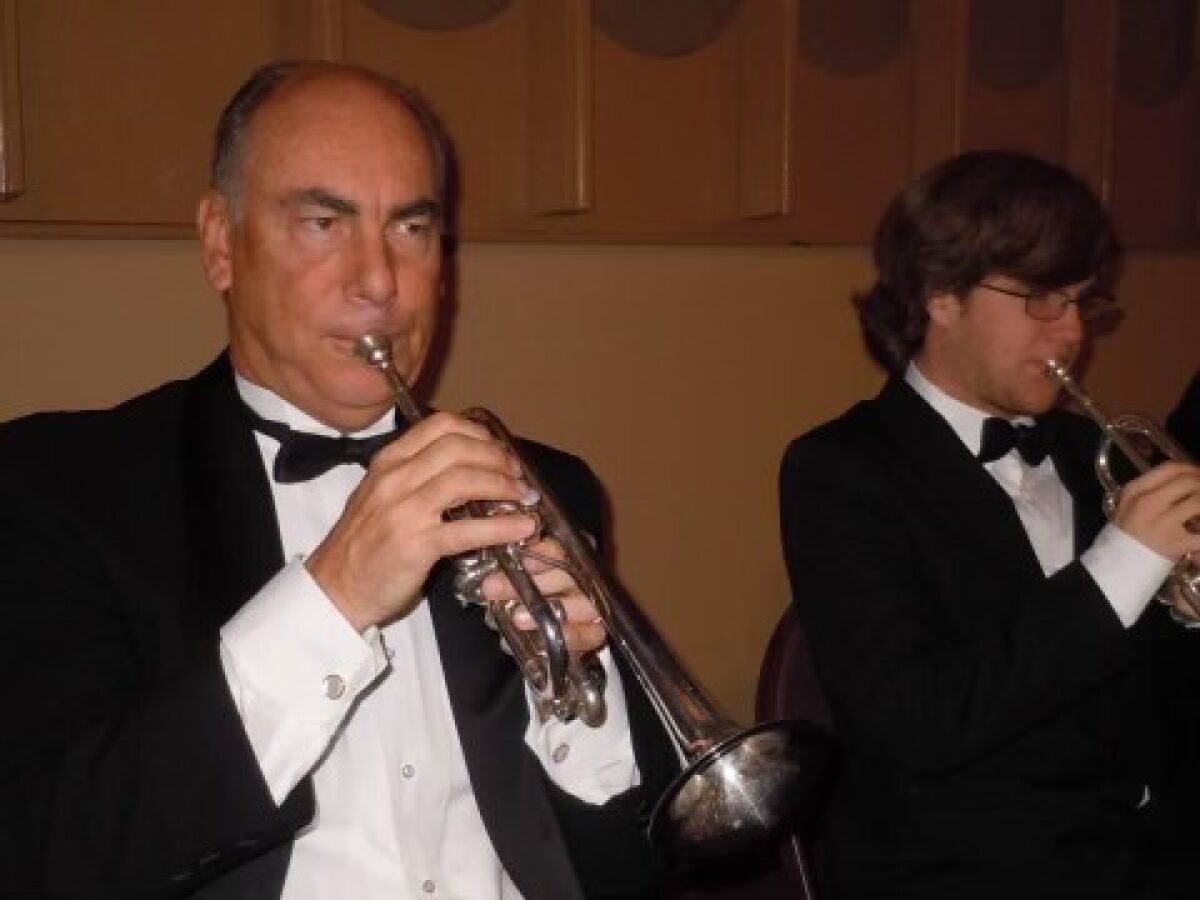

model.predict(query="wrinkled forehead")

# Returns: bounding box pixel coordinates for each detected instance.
[240,73,437,197]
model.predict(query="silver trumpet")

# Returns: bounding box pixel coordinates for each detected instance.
[355,334,828,860]
[1046,359,1200,609]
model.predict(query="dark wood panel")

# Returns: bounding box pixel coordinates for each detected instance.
[1109,0,1200,247]
[790,0,913,243]
[342,0,527,236]
[1063,0,1117,200]
[527,0,591,216]
[0,0,304,233]
[0,0,1196,246]
[0,0,23,201]
[961,0,1068,162]
[736,0,796,221]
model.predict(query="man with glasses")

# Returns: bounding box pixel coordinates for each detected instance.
[779,151,1200,899]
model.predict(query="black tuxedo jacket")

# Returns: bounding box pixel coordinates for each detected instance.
[0,355,676,899]
[779,377,1187,900]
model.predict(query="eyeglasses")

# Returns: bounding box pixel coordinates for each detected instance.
[978,281,1119,322]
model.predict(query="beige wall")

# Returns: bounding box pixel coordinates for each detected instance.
[0,239,1195,719]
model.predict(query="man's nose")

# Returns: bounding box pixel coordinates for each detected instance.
[352,232,397,308]
[1052,302,1084,342]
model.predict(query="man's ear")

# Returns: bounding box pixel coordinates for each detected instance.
[926,290,961,327]
[196,191,233,293]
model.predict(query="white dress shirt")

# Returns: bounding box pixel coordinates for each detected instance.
[906,363,1173,626]
[219,376,639,900]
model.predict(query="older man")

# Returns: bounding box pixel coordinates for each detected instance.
[0,61,675,899]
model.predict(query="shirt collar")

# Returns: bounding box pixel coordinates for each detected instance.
[235,373,394,439]
[904,361,1034,458]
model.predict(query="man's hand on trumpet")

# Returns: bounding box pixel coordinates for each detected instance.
[1109,459,1200,625]
[306,411,538,633]
[1160,579,1200,624]
[1110,460,1200,563]
[479,538,609,660]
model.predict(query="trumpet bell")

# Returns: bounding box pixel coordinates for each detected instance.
[650,718,830,860]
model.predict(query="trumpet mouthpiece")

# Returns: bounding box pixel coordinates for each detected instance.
[355,334,392,368]
[1044,358,1074,385]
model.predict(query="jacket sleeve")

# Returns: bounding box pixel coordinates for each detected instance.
[0,476,311,898]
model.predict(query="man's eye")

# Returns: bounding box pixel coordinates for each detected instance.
[394,217,433,238]
[298,214,338,233]
[1027,290,1060,308]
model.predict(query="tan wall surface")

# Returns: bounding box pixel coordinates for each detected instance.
[0,239,1195,719]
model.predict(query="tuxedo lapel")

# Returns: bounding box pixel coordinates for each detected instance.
[166,354,300,897]
[426,564,585,900]
[178,354,285,645]
[866,378,1045,585]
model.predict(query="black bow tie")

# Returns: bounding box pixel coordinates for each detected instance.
[243,405,402,483]
[979,417,1049,466]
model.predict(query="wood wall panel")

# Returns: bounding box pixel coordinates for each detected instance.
[0,0,294,234]
[962,0,1068,162]
[1110,75,1200,247]
[0,0,23,200]
[341,0,532,237]
[910,0,967,171]
[1063,0,1118,200]
[0,0,1197,245]
[526,0,592,216]
[583,16,739,240]
[913,0,1072,166]
[962,70,1068,164]
[790,0,914,243]
[1108,0,1200,247]
[736,0,796,220]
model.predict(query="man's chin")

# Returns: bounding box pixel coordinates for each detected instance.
[1021,388,1061,417]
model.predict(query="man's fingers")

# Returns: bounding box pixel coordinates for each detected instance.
[1162,578,1200,622]
[1122,460,1200,495]
[433,514,539,559]
[371,430,521,491]
[1120,462,1200,511]
[481,563,578,603]
[563,619,608,659]
[374,411,496,461]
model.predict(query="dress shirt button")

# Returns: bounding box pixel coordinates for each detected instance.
[402,763,416,779]
[422,879,436,893]
[552,742,570,764]
[322,674,346,700]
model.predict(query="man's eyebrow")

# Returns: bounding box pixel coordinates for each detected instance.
[286,188,359,215]
[387,198,442,223]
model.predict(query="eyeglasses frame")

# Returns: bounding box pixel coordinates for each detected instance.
[977,280,1119,322]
